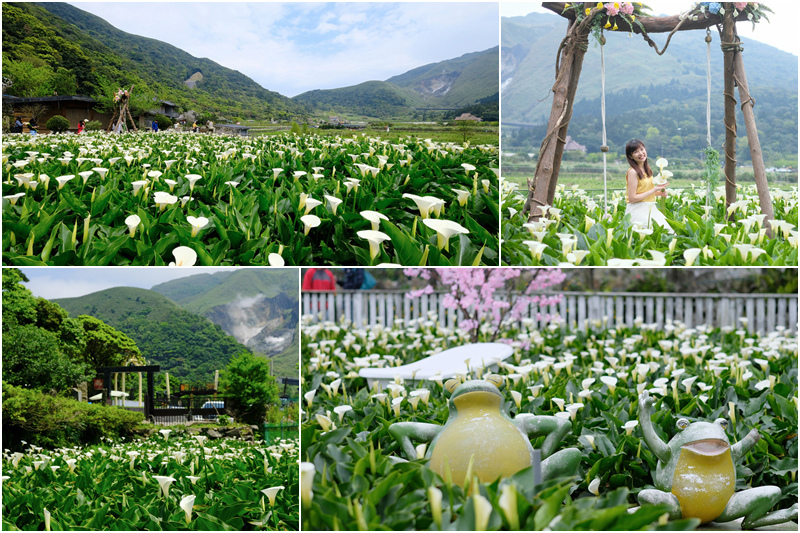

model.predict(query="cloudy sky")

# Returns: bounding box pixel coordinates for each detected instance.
[501,1,797,56]
[20,267,294,300]
[70,2,500,97]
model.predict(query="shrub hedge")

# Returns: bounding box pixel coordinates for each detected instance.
[44,115,70,133]
[2,382,144,450]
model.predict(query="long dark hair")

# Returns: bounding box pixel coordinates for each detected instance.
[625,139,652,181]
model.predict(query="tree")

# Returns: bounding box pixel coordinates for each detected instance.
[2,269,92,391]
[405,268,566,343]
[454,119,476,143]
[2,58,53,97]
[2,269,37,331]
[50,67,78,95]
[3,325,91,392]
[221,352,279,425]
[76,315,144,367]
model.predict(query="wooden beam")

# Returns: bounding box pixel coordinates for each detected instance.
[524,14,591,219]
[733,49,774,233]
[542,2,752,33]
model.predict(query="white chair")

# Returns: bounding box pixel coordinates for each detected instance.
[358,343,514,390]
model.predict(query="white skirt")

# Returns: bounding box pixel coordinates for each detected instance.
[625,202,672,231]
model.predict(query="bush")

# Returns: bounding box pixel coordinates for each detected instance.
[45,115,70,133]
[153,113,173,130]
[2,382,144,450]
[221,352,279,425]
[84,120,102,131]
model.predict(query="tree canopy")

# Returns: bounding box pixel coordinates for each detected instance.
[1,269,143,393]
[221,351,279,425]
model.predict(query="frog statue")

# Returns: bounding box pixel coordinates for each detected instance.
[388,375,581,485]
[638,390,798,528]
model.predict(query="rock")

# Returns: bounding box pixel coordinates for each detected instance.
[206,429,224,439]
[186,427,202,435]
[224,427,242,438]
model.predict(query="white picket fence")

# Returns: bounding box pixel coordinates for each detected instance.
[302,291,798,333]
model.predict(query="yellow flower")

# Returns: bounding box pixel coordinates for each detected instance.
[613,22,618,30]
[585,7,592,15]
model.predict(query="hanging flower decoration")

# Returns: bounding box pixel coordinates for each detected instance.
[565,2,646,38]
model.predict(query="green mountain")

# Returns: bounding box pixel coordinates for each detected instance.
[293,47,499,119]
[501,12,797,164]
[151,270,299,380]
[55,287,251,385]
[152,269,297,315]
[2,2,305,120]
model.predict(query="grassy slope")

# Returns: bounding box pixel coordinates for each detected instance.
[293,48,499,118]
[387,47,500,108]
[4,2,303,118]
[151,269,298,315]
[55,287,254,383]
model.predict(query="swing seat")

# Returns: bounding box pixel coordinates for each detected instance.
[358,343,514,390]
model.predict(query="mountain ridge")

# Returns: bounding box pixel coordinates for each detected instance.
[293,47,499,119]
[4,2,498,121]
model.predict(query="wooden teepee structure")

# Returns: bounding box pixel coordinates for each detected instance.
[107,85,138,133]
[524,2,774,232]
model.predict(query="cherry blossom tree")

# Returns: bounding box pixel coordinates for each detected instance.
[404,268,565,342]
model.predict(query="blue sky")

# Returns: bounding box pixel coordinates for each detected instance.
[19,267,291,300]
[70,2,500,97]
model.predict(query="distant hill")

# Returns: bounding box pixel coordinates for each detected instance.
[293,47,499,119]
[151,270,298,379]
[501,12,797,164]
[2,2,305,119]
[54,278,299,383]
[56,287,251,385]
[151,269,297,315]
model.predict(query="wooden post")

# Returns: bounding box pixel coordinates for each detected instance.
[721,9,738,218]
[146,370,155,420]
[525,13,591,220]
[732,49,774,234]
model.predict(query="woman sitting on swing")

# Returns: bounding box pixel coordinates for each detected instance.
[625,139,671,230]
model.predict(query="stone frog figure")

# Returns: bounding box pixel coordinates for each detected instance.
[638,390,798,528]
[388,375,581,485]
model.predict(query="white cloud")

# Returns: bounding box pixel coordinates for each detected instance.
[69,2,500,97]
[21,267,239,300]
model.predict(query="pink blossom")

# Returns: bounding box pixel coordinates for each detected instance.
[604,2,620,16]
[404,269,565,341]
[733,2,748,9]
[620,3,635,15]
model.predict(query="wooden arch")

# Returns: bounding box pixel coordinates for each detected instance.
[523,2,774,231]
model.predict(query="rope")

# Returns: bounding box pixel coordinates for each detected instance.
[706,29,712,147]
[706,28,712,205]
[600,34,608,215]
[639,9,693,55]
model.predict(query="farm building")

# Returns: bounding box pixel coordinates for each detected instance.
[3,94,112,133]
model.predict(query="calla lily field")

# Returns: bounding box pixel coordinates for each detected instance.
[1,433,299,530]
[300,313,797,530]
[501,179,798,266]
[2,131,499,266]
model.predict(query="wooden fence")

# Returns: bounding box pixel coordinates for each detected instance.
[302,291,798,334]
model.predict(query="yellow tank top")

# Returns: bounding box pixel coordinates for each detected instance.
[627,173,656,203]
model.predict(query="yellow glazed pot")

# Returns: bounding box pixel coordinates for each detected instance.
[429,390,533,484]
